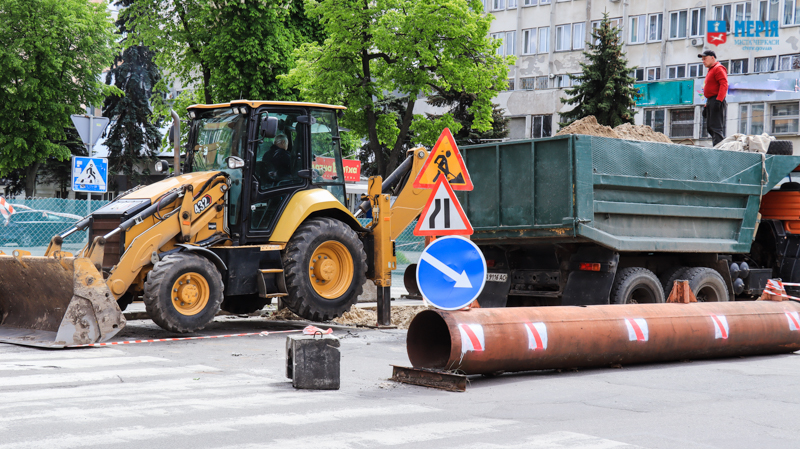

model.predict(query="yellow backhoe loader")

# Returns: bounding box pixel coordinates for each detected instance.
[0,101,431,347]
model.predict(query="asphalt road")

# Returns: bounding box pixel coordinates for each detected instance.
[1,313,799,449]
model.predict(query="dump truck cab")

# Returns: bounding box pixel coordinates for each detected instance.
[184,101,358,245]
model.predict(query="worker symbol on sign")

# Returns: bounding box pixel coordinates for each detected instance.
[414,128,473,191]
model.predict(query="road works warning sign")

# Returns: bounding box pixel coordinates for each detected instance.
[414,177,473,236]
[413,128,473,191]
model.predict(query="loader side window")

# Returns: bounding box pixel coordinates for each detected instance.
[254,112,304,192]
[310,109,345,204]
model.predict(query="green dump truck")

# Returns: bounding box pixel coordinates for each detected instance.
[459,135,800,306]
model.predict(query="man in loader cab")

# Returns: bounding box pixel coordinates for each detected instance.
[261,134,292,183]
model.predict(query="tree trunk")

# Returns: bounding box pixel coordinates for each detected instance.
[360,48,384,177]
[386,98,416,176]
[24,162,40,198]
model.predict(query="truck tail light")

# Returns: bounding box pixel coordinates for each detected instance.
[579,263,601,272]
[486,259,496,268]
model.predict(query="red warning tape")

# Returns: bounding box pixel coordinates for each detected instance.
[69,325,333,348]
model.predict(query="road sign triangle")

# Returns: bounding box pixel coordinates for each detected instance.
[75,160,107,189]
[413,128,473,191]
[414,177,473,236]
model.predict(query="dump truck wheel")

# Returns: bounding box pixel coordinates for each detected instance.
[610,267,665,304]
[144,253,224,333]
[659,266,689,297]
[683,267,729,302]
[282,217,366,322]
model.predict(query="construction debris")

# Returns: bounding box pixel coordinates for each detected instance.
[264,305,431,330]
[555,115,671,143]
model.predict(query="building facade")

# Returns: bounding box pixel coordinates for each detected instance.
[480,0,800,150]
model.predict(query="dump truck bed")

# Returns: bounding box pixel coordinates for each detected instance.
[460,135,800,253]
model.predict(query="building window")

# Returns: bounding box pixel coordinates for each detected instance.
[570,73,582,86]
[555,74,570,88]
[629,15,646,44]
[491,33,505,56]
[506,79,515,91]
[506,31,516,56]
[646,67,661,81]
[644,109,666,134]
[522,28,537,54]
[555,24,572,51]
[520,77,536,90]
[740,104,765,135]
[634,68,645,81]
[538,27,550,53]
[572,22,585,50]
[785,0,800,25]
[720,60,730,71]
[648,13,663,41]
[759,0,779,22]
[713,4,732,31]
[523,0,537,5]
[532,115,552,138]
[779,54,800,70]
[772,102,799,134]
[508,0,517,8]
[734,1,753,21]
[669,10,688,39]
[688,63,703,77]
[690,8,706,37]
[667,64,686,79]
[754,56,776,72]
[591,18,623,44]
[492,0,505,10]
[536,76,550,89]
[540,0,550,4]
[729,58,748,74]
[670,109,695,138]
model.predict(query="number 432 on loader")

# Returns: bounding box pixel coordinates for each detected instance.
[0,101,432,347]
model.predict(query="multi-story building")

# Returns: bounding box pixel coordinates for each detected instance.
[480,0,800,149]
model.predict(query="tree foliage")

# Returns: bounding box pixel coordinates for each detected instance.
[559,12,641,128]
[103,1,163,191]
[425,91,509,146]
[281,0,511,177]
[124,0,324,105]
[0,0,118,197]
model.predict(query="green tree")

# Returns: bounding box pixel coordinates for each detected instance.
[124,0,324,105]
[559,12,641,128]
[0,0,118,197]
[425,91,509,146]
[103,1,163,191]
[37,126,89,198]
[281,0,511,177]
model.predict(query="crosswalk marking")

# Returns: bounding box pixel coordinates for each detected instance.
[0,405,435,449]
[450,431,638,448]
[0,355,168,371]
[0,348,125,361]
[0,365,220,387]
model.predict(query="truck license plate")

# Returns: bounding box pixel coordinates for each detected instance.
[486,273,507,282]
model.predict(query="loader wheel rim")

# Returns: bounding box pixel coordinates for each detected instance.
[309,241,353,299]
[172,272,210,316]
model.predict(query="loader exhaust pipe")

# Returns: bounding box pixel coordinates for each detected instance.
[407,302,800,375]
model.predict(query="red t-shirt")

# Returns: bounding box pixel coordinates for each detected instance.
[704,62,728,102]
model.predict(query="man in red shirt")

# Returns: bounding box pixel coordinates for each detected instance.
[699,50,728,146]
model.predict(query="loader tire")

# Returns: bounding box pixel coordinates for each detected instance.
[282,217,366,322]
[683,267,729,302]
[767,140,793,155]
[143,253,224,333]
[610,267,665,304]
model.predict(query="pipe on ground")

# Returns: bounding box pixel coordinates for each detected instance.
[407,302,800,375]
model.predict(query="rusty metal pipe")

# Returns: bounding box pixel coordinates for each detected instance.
[407,302,800,375]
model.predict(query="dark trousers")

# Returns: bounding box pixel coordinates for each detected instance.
[706,97,726,146]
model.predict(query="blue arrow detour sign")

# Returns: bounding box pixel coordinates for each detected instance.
[416,236,487,310]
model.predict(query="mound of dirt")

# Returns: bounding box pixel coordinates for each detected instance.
[613,123,671,143]
[264,305,431,330]
[555,116,619,139]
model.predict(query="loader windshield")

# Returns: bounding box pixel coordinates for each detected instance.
[190,108,246,172]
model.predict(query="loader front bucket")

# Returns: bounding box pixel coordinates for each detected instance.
[0,253,125,348]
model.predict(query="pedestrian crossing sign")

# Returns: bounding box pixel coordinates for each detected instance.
[71,156,108,193]
[413,128,473,191]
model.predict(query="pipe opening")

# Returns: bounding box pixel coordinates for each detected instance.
[407,310,451,369]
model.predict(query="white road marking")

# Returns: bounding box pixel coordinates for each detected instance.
[450,431,638,448]
[0,348,125,361]
[0,404,435,449]
[0,365,220,387]
[0,356,167,371]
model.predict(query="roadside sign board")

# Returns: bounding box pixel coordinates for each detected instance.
[72,156,108,193]
[70,115,109,148]
[416,236,487,310]
[414,177,473,236]
[413,128,473,191]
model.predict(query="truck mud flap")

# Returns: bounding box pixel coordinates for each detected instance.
[0,254,125,348]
